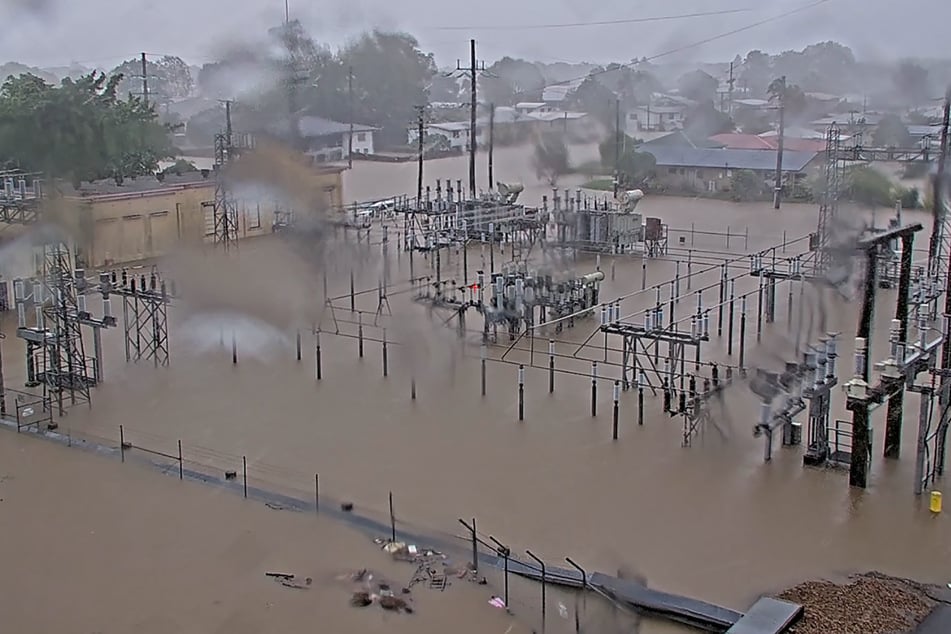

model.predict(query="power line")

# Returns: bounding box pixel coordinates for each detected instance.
[426,8,752,31]
[518,0,835,96]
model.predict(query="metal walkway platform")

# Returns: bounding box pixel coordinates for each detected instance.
[496,557,744,631]
[725,597,803,633]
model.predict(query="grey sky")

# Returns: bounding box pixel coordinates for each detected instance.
[1,0,949,70]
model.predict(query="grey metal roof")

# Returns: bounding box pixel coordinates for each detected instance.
[297,116,378,137]
[643,147,819,172]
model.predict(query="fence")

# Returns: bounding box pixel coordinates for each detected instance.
[6,418,646,634]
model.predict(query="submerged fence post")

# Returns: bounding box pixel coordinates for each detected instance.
[315,329,322,381]
[350,270,355,312]
[242,455,248,498]
[232,331,237,365]
[178,439,183,480]
[637,371,645,426]
[119,424,125,462]
[459,518,478,572]
[296,330,302,361]
[612,381,620,440]
[358,313,364,359]
[489,536,510,609]
[526,549,547,633]
[548,339,555,393]
[388,491,396,542]
[591,362,598,417]
[518,364,525,422]
[481,344,487,397]
[411,376,416,400]
[315,473,319,512]
[382,329,389,377]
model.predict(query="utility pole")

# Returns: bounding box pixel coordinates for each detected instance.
[415,106,425,203]
[727,61,735,117]
[773,75,786,210]
[615,97,623,174]
[348,66,354,169]
[488,103,495,189]
[928,92,950,270]
[284,0,289,23]
[456,39,484,198]
[933,90,951,478]
[140,52,149,107]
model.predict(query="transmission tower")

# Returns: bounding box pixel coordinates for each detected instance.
[213,100,240,251]
[41,243,93,412]
[814,123,842,277]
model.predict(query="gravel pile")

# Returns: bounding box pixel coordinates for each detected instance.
[777,573,936,634]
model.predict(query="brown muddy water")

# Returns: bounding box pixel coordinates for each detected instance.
[4,144,950,633]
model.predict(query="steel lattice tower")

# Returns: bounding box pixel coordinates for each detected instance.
[41,243,91,411]
[213,100,239,251]
[814,124,843,277]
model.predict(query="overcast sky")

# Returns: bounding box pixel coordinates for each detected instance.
[1,0,949,70]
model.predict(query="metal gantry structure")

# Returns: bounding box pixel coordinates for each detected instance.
[212,100,240,251]
[12,250,176,416]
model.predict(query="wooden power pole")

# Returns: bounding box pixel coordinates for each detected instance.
[773,75,786,210]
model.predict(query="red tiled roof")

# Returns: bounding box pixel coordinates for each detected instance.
[708,134,825,153]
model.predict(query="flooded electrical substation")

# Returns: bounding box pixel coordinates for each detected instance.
[2,145,950,633]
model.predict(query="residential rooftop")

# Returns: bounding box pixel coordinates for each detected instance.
[643,147,818,172]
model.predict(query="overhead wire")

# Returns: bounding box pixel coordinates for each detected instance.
[425,8,752,31]
[511,0,836,97]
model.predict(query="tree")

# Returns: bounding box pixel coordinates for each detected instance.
[110,55,193,104]
[848,166,894,208]
[0,72,174,184]
[684,102,734,137]
[532,131,570,186]
[677,70,718,104]
[740,50,772,96]
[873,114,913,147]
[768,77,808,121]
[339,31,436,147]
[599,133,641,168]
[428,73,460,102]
[481,57,545,105]
[567,75,617,130]
[617,150,655,188]
[730,169,765,201]
[893,61,931,104]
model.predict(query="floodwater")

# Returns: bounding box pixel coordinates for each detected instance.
[4,144,950,633]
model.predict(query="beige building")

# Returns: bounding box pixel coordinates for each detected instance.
[53,167,344,269]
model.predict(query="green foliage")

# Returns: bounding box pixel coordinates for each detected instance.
[582,179,614,191]
[617,151,655,188]
[847,166,895,208]
[110,55,193,104]
[532,131,570,185]
[568,76,618,130]
[162,159,198,175]
[480,57,545,105]
[730,169,765,201]
[677,70,718,104]
[896,185,921,209]
[873,114,913,147]
[598,133,641,167]
[0,71,174,183]
[893,61,931,104]
[683,102,734,137]
[902,161,931,180]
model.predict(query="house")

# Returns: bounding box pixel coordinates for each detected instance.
[295,116,379,161]
[542,80,583,105]
[907,125,943,149]
[639,130,724,151]
[643,147,820,194]
[626,105,688,134]
[515,102,556,116]
[711,133,827,153]
[407,121,480,152]
[525,110,593,138]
